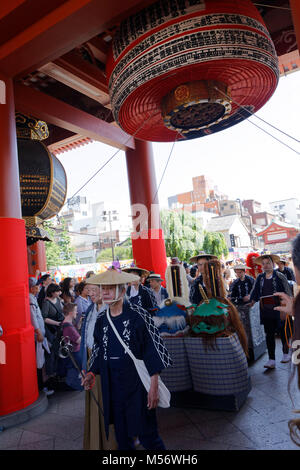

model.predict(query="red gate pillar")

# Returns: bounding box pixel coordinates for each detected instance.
[125,139,167,279]
[0,73,38,415]
[28,241,47,276]
[290,0,300,53]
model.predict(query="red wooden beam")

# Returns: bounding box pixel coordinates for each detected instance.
[0,1,26,20]
[14,83,135,150]
[0,0,154,78]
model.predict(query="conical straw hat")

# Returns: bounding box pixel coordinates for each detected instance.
[86,269,140,285]
[190,252,218,264]
[254,254,280,265]
[122,266,150,276]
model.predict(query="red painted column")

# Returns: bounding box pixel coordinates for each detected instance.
[125,139,167,280]
[290,0,300,53]
[0,73,38,415]
[28,241,47,276]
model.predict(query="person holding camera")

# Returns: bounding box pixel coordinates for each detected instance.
[249,254,292,369]
[273,234,300,446]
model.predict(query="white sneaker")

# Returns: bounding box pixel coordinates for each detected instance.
[264,360,276,369]
[281,353,291,363]
[42,387,55,396]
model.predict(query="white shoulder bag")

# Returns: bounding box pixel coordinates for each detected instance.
[106,311,170,408]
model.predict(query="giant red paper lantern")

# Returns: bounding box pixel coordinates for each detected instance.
[107,0,279,142]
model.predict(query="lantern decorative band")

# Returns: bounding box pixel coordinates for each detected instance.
[107,0,279,142]
[16,113,67,221]
[161,80,232,134]
[15,112,49,141]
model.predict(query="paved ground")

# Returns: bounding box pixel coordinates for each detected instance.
[1,339,300,450]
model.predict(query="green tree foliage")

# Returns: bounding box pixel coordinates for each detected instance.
[202,231,229,259]
[160,209,204,262]
[97,243,133,262]
[44,219,76,269]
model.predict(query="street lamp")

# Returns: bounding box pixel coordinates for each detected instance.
[101,210,119,261]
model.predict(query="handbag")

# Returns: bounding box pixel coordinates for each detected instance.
[106,310,170,408]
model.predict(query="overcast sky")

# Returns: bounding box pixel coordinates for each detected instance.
[57,70,300,222]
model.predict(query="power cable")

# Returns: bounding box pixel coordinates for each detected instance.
[247,118,300,155]
[215,86,300,144]
[252,3,291,10]
[152,134,179,205]
[61,111,158,209]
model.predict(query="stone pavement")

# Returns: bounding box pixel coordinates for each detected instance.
[0,339,299,450]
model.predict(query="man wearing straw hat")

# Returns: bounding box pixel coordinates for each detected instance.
[148,273,169,306]
[249,254,293,369]
[122,265,159,315]
[189,252,218,305]
[80,281,117,450]
[229,264,255,306]
[82,269,172,450]
[276,257,296,282]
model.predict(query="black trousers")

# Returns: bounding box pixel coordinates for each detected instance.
[263,317,293,360]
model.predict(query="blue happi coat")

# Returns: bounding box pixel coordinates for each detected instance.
[250,270,292,323]
[88,300,172,439]
[126,284,159,315]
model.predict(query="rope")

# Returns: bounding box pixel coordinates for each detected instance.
[285,315,294,349]
[61,111,158,210]
[252,3,291,10]
[214,86,300,144]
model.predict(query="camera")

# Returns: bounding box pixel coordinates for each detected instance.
[260,295,281,308]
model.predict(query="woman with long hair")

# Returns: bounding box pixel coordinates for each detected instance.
[60,277,76,302]
[274,233,300,446]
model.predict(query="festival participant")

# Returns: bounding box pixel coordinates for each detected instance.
[189,259,248,355]
[85,270,95,280]
[273,234,300,446]
[189,252,218,305]
[29,277,54,396]
[57,303,83,391]
[249,254,293,369]
[148,273,169,306]
[60,277,76,302]
[74,281,92,330]
[276,257,296,282]
[82,269,172,450]
[37,274,52,309]
[122,265,158,315]
[80,280,117,450]
[229,264,255,306]
[246,252,262,279]
[41,283,64,381]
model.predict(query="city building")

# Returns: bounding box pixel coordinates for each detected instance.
[59,197,130,263]
[269,198,300,228]
[219,200,241,217]
[168,175,228,214]
[256,221,299,254]
[205,214,252,258]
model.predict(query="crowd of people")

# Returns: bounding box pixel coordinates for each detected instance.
[28,238,300,449]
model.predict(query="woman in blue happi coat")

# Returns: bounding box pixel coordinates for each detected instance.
[82,269,172,450]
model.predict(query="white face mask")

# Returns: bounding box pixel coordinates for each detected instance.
[130,285,139,298]
[101,285,125,306]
